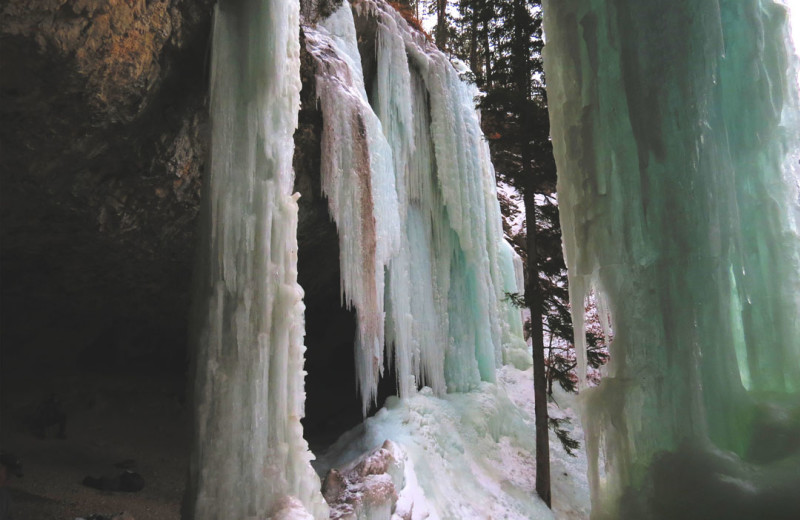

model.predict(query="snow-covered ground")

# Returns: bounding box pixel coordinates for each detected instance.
[313,366,591,520]
[501,368,591,520]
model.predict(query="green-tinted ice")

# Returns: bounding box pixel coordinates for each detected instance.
[543,0,800,517]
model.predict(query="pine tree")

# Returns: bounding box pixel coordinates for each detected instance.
[475,0,554,506]
[438,0,610,506]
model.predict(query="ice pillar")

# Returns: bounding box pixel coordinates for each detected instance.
[185,0,327,517]
[543,0,800,518]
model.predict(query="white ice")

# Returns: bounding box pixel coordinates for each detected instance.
[315,366,591,520]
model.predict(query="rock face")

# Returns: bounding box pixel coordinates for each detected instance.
[1,0,212,237]
[322,441,405,520]
[3,0,206,119]
[1,0,213,373]
[0,0,368,446]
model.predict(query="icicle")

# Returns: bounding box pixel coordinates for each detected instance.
[305,4,402,413]
[187,0,327,517]
[498,240,531,370]
[360,0,512,390]
[305,0,525,409]
[544,0,800,517]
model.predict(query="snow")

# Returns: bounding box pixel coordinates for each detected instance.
[315,366,591,520]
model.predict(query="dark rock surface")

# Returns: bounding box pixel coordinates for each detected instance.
[0,0,214,377]
[0,0,370,454]
[1,7,214,515]
[82,470,145,492]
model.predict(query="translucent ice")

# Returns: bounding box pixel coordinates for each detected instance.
[188,0,528,516]
[543,0,800,517]
[305,0,524,411]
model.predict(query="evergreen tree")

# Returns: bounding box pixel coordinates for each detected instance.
[480,0,553,505]
[426,0,610,507]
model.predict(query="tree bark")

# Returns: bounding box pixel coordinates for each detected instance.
[470,9,479,84]
[524,183,552,508]
[512,0,551,507]
[547,333,554,396]
[483,17,491,89]
[436,0,448,50]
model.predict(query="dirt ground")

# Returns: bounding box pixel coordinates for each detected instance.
[1,367,189,520]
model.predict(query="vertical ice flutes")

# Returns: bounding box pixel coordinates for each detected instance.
[186,0,327,517]
[304,0,527,413]
[543,0,800,517]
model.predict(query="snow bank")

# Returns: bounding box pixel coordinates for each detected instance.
[315,366,592,520]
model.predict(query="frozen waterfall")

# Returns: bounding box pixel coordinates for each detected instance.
[304,0,526,413]
[187,0,526,517]
[185,0,327,517]
[543,0,800,518]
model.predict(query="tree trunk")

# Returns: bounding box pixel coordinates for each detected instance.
[436,0,448,50]
[483,19,491,89]
[470,10,479,84]
[547,333,554,396]
[524,184,552,508]
[512,0,551,507]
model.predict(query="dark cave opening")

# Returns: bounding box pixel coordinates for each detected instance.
[0,180,193,519]
[294,202,365,452]
[299,255,401,454]
[294,42,399,454]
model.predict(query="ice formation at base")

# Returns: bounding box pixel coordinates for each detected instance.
[543,0,800,518]
[186,0,327,517]
[314,367,589,520]
[304,0,526,412]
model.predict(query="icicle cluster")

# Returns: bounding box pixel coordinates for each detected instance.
[305,0,526,413]
[543,0,800,517]
[186,0,327,517]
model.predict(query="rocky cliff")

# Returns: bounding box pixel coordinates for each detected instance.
[1,0,213,367]
[1,0,366,453]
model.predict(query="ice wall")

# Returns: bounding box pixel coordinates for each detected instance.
[304,0,526,413]
[543,0,800,518]
[185,0,327,517]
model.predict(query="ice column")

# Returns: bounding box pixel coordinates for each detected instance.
[543,0,800,517]
[186,0,327,517]
[305,0,522,412]
[498,239,530,370]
